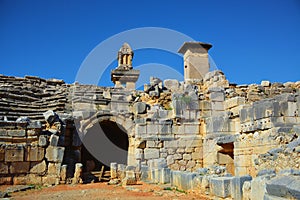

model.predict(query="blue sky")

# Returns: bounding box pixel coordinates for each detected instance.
[0,0,299,86]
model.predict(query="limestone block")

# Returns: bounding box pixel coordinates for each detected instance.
[183,154,192,160]
[167,155,175,165]
[266,176,297,198]
[225,97,246,109]
[0,162,9,174]
[144,148,159,159]
[146,124,159,134]
[0,145,5,161]
[211,101,224,111]
[192,152,203,160]
[0,129,7,136]
[110,162,118,179]
[174,171,198,191]
[49,134,59,146]
[164,79,179,91]
[72,163,83,184]
[280,102,298,117]
[26,146,44,161]
[210,177,233,198]
[251,176,270,200]
[140,165,149,181]
[135,124,147,138]
[152,158,167,169]
[231,175,252,200]
[158,110,169,118]
[30,160,47,175]
[199,100,211,110]
[45,146,65,163]
[0,176,12,185]
[186,160,196,169]
[261,80,270,87]
[146,140,162,148]
[42,175,60,185]
[209,91,225,102]
[184,124,200,134]
[122,170,137,186]
[173,153,183,160]
[159,123,172,135]
[164,140,178,148]
[48,162,61,176]
[135,149,143,160]
[5,144,24,162]
[133,102,147,115]
[240,107,254,123]
[7,129,26,137]
[205,116,229,133]
[10,162,30,174]
[39,135,48,147]
[160,168,171,184]
[286,178,300,199]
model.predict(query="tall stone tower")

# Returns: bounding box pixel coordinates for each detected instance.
[111,43,140,90]
[178,42,212,83]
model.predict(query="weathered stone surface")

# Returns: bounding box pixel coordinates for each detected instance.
[110,162,118,179]
[30,160,47,174]
[160,168,171,184]
[133,102,147,115]
[5,144,24,162]
[0,162,9,174]
[45,146,64,163]
[49,134,59,146]
[26,146,44,161]
[144,148,159,160]
[266,176,299,198]
[210,176,233,198]
[39,135,48,147]
[48,162,61,176]
[231,175,252,200]
[10,162,30,174]
[122,170,137,186]
[7,130,26,137]
[164,79,179,91]
[72,163,83,184]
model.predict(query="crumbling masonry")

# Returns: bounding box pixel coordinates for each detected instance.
[0,42,299,199]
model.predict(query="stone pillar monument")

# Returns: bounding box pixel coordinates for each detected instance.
[111,43,140,90]
[178,42,212,83]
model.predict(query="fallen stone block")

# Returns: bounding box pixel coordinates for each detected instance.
[231,175,252,200]
[122,170,137,186]
[110,162,118,179]
[160,168,171,184]
[266,176,297,198]
[210,176,233,198]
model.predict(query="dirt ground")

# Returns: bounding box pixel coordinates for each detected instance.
[1,182,208,200]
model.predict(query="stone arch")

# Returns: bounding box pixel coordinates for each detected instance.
[79,112,135,171]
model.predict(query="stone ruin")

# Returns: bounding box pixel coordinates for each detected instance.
[0,42,299,199]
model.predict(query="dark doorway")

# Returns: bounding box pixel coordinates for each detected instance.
[81,120,129,172]
[217,142,235,175]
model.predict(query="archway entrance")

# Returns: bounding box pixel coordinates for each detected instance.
[81,120,129,173]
